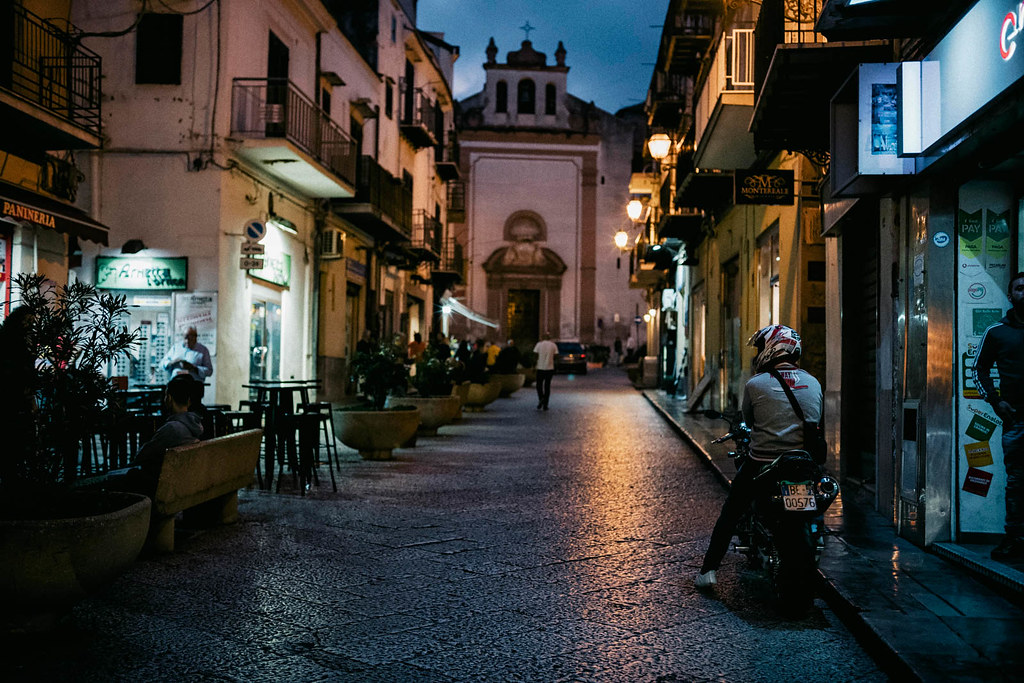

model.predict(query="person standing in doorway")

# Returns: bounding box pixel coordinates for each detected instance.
[974,271,1024,561]
[161,326,212,406]
[533,333,558,411]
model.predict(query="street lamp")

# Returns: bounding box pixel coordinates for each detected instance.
[626,199,644,221]
[614,229,630,251]
[647,133,672,162]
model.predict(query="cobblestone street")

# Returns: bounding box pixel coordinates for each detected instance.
[6,369,884,682]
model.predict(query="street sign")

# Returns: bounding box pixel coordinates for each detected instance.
[239,257,264,270]
[240,241,265,255]
[243,218,266,242]
[634,315,642,324]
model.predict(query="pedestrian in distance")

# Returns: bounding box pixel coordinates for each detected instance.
[974,271,1024,560]
[468,339,490,383]
[696,325,822,588]
[533,332,558,411]
[455,339,472,365]
[486,339,502,367]
[495,338,521,374]
[407,332,427,363]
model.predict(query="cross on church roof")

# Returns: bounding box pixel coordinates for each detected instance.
[520,21,535,41]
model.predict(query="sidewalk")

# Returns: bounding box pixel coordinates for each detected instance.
[643,389,1024,683]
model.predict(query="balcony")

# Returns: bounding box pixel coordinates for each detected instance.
[647,71,691,130]
[332,155,412,243]
[399,80,438,149]
[0,5,102,156]
[434,130,460,181]
[446,181,466,223]
[230,78,356,198]
[692,26,757,170]
[410,210,443,261]
[431,237,465,285]
[750,0,891,152]
[662,4,717,74]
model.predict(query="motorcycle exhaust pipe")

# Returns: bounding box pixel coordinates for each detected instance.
[817,475,839,502]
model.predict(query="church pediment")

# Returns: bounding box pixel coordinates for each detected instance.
[483,243,566,275]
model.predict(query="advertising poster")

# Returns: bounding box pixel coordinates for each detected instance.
[956,182,1012,533]
[173,291,218,358]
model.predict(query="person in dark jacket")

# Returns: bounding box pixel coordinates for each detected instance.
[105,375,204,497]
[974,272,1024,560]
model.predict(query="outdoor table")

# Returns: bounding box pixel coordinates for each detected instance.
[242,379,321,491]
[122,387,164,414]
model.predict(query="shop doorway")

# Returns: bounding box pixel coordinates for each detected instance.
[250,300,281,383]
[507,288,539,346]
[721,258,742,410]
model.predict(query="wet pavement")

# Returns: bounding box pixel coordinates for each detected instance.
[4,369,887,682]
[643,388,1024,683]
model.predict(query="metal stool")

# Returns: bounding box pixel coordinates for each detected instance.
[299,401,338,475]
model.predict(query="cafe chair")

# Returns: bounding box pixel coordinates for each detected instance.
[298,400,338,475]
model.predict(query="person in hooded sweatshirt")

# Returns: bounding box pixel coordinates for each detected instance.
[106,375,203,497]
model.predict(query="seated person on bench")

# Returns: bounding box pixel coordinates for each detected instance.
[106,375,204,496]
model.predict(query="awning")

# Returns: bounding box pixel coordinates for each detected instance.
[441,293,498,329]
[0,182,110,245]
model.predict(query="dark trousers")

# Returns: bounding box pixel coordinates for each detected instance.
[701,458,767,572]
[1003,420,1024,537]
[536,369,555,408]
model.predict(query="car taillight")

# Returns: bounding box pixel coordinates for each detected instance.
[581,353,586,358]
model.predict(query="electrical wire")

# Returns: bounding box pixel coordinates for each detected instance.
[154,0,218,16]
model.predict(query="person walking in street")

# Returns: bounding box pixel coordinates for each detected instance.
[161,325,212,406]
[974,271,1024,560]
[696,325,822,588]
[533,333,558,411]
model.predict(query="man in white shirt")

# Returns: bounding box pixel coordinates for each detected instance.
[533,333,558,411]
[161,326,213,404]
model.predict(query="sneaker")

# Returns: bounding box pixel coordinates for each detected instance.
[991,536,1024,560]
[695,569,717,588]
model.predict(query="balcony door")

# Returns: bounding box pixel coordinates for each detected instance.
[266,31,289,137]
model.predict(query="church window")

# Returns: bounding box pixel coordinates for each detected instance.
[545,84,556,115]
[496,81,508,113]
[517,79,535,114]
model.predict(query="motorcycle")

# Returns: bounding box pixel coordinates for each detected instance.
[702,409,840,612]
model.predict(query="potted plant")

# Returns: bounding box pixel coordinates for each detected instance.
[0,274,151,632]
[336,340,420,460]
[386,350,461,435]
[491,342,526,397]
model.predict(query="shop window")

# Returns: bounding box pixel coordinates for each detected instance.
[518,79,535,114]
[495,80,508,113]
[808,260,826,281]
[757,222,781,327]
[136,14,183,84]
[545,83,556,115]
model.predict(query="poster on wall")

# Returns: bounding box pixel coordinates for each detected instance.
[172,291,217,359]
[956,183,1013,534]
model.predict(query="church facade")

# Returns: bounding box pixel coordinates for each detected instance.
[450,37,646,350]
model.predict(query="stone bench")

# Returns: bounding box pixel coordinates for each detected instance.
[147,429,263,553]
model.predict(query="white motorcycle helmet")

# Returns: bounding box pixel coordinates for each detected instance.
[748,324,802,372]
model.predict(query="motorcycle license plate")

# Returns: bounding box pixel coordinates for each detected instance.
[781,483,817,511]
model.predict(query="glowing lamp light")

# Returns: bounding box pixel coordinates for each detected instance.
[648,308,657,318]
[643,313,652,323]
[614,230,629,250]
[647,133,672,161]
[441,304,452,317]
[626,199,644,221]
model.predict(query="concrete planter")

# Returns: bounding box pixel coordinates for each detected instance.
[451,381,471,421]
[462,379,502,411]
[385,395,460,435]
[334,407,421,460]
[492,373,526,397]
[520,366,537,387]
[0,491,151,632]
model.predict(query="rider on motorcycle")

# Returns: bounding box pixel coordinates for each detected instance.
[696,324,823,588]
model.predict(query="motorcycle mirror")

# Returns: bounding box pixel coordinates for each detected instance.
[701,409,722,420]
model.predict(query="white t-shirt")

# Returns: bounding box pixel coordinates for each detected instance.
[533,339,558,371]
[741,364,822,461]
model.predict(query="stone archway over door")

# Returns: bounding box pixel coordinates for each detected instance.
[482,243,567,347]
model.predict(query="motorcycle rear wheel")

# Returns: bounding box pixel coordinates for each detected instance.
[770,522,817,615]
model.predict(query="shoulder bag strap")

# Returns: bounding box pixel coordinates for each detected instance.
[768,367,806,422]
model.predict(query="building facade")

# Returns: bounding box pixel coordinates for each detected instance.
[452,38,646,349]
[43,0,457,406]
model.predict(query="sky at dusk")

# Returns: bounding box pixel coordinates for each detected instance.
[416,0,667,114]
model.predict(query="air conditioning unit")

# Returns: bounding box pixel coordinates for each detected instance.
[319,228,344,259]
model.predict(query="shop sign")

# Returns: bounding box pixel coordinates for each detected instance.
[96,256,187,290]
[2,200,56,228]
[908,0,1024,156]
[733,170,794,205]
[346,257,367,282]
[249,252,291,288]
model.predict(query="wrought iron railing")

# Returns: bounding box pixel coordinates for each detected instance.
[399,79,438,133]
[754,0,826,96]
[3,4,102,138]
[412,210,443,255]
[434,129,460,165]
[350,155,412,235]
[446,181,466,222]
[231,78,356,187]
[437,237,464,277]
